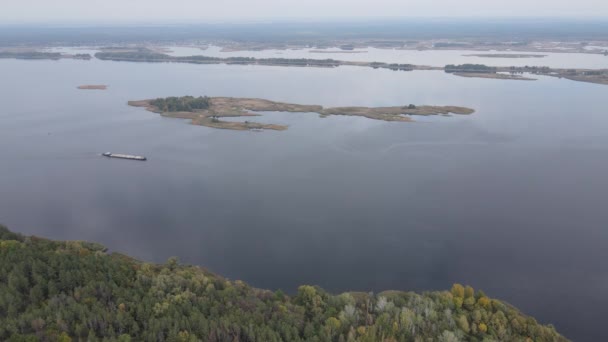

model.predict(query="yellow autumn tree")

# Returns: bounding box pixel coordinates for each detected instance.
[451,284,465,298]
[478,296,491,309]
[325,317,341,335]
[457,315,470,333]
[464,285,475,298]
[57,332,72,342]
[453,297,463,309]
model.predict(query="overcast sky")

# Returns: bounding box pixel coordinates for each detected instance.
[3,0,608,24]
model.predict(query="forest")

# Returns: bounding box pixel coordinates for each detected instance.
[150,96,211,112]
[444,64,498,73]
[0,225,567,342]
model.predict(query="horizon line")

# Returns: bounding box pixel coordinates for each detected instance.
[2,16,608,27]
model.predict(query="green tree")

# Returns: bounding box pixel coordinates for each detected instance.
[57,332,72,342]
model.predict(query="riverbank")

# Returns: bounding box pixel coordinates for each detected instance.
[0,225,569,341]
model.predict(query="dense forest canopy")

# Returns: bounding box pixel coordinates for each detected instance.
[150,96,211,112]
[0,225,567,342]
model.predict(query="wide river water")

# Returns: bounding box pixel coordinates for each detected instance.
[1,53,607,341]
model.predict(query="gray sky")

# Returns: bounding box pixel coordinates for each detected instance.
[3,0,608,24]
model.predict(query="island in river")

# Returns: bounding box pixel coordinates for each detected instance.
[77,84,108,90]
[128,96,475,131]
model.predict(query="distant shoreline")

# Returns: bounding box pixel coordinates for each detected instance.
[463,53,547,58]
[96,48,608,86]
[309,50,368,54]
[2,47,606,86]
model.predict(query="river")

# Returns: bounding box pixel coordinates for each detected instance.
[0,53,607,341]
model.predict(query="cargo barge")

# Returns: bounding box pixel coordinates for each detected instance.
[102,152,147,161]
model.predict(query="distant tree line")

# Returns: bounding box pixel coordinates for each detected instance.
[94,49,343,68]
[445,64,498,73]
[72,54,92,60]
[508,66,552,74]
[370,62,414,71]
[0,51,62,60]
[434,42,471,48]
[94,49,419,71]
[95,50,171,62]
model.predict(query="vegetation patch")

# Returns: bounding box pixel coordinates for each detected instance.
[0,225,568,341]
[445,64,498,73]
[149,96,210,111]
[0,50,91,60]
[0,51,62,60]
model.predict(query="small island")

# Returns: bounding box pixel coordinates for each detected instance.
[77,84,108,90]
[128,96,475,131]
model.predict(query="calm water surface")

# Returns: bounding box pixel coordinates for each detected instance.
[1,57,607,341]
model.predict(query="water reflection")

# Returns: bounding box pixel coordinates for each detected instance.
[0,58,607,341]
